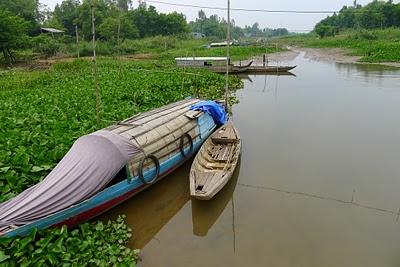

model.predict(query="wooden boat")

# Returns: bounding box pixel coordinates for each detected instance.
[210,61,253,74]
[2,98,217,237]
[247,65,296,73]
[174,57,252,74]
[190,120,241,200]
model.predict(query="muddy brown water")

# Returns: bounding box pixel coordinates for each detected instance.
[101,53,400,267]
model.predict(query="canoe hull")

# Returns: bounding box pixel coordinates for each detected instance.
[190,121,241,200]
[247,65,296,73]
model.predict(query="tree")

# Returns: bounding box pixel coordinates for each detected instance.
[0,9,28,64]
[52,0,80,35]
[0,0,40,34]
[315,24,336,38]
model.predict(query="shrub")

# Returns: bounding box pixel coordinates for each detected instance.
[32,35,64,58]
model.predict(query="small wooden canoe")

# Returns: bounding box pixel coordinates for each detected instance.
[190,120,241,200]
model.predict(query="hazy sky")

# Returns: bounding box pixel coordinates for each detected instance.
[40,0,399,32]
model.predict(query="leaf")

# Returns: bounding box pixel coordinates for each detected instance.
[30,166,44,173]
[0,250,10,263]
[0,167,10,173]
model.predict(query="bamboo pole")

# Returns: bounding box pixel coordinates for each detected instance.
[75,25,80,58]
[91,3,101,125]
[225,0,231,112]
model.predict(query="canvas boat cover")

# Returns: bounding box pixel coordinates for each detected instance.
[0,130,141,232]
[190,101,228,126]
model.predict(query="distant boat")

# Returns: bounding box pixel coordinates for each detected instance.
[210,41,234,47]
[175,57,253,74]
[247,65,297,73]
[190,120,241,200]
[1,98,217,237]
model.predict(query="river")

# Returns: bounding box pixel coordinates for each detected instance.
[101,52,400,267]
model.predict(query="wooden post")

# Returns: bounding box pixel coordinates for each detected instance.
[91,2,101,125]
[117,16,121,57]
[263,54,266,67]
[224,0,230,112]
[75,25,80,58]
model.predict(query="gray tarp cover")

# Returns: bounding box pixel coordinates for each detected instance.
[0,130,141,231]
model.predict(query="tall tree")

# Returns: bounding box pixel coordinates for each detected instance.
[0,9,28,64]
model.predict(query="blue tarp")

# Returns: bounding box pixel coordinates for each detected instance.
[190,101,228,125]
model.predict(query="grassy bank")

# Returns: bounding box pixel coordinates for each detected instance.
[280,28,400,63]
[4,35,284,65]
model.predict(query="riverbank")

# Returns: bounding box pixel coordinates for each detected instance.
[276,28,400,67]
[238,47,400,68]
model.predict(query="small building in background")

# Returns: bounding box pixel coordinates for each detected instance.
[191,32,205,39]
[40,27,64,38]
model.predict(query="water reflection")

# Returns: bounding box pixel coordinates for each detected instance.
[98,161,192,248]
[191,159,241,237]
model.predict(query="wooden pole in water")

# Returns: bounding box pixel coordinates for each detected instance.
[224,0,231,112]
[91,2,101,125]
[75,25,80,58]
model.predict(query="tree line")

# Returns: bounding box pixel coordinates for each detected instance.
[0,0,290,64]
[189,10,289,39]
[315,0,400,38]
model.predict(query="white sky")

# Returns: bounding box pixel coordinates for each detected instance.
[40,0,399,32]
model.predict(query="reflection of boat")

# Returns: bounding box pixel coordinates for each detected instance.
[238,72,297,81]
[190,121,241,200]
[247,65,296,73]
[1,98,216,237]
[191,158,241,236]
[99,161,192,248]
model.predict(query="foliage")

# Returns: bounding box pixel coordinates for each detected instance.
[0,215,138,266]
[32,35,64,57]
[0,9,29,64]
[315,24,337,38]
[315,0,400,32]
[189,10,291,39]
[0,58,242,202]
[0,0,40,34]
[126,4,189,38]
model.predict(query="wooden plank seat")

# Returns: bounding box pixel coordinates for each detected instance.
[211,122,238,144]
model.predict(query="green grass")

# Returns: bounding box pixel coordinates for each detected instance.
[279,28,400,63]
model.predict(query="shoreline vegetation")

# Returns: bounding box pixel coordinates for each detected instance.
[277,28,400,67]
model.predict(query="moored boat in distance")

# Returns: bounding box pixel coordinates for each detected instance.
[0,98,217,237]
[190,120,241,200]
[247,65,297,73]
[174,57,253,74]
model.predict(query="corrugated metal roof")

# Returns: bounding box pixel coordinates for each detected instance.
[41,28,64,33]
[175,57,228,61]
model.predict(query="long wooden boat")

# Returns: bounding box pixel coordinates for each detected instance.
[210,61,253,74]
[1,98,217,237]
[247,65,296,73]
[190,120,241,200]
